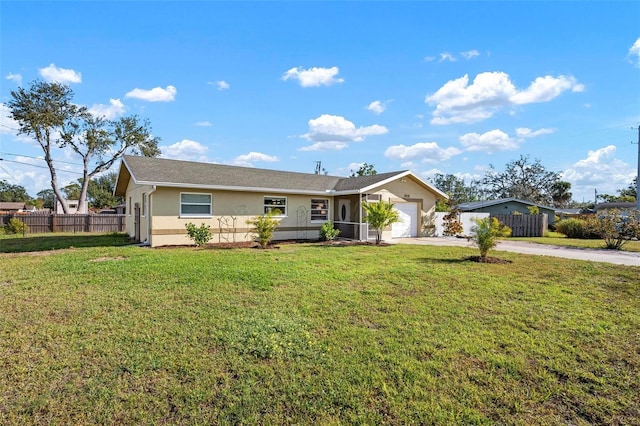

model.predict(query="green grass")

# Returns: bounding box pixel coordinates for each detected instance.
[0,232,132,253]
[1,235,639,424]
[510,233,640,252]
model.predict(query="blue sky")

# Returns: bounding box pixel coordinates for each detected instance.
[1,1,639,202]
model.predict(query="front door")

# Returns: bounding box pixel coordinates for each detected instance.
[338,199,351,222]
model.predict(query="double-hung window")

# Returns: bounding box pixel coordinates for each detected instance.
[264,196,286,216]
[180,193,212,216]
[310,199,329,221]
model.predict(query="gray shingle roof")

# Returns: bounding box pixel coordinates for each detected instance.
[117,155,445,197]
[458,198,555,211]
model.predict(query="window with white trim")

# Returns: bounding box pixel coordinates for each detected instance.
[180,193,212,216]
[142,193,147,216]
[128,197,132,216]
[310,199,329,221]
[264,196,286,216]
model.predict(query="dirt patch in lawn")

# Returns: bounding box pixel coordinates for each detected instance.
[464,255,512,264]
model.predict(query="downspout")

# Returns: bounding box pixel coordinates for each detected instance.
[146,185,157,246]
[359,192,363,241]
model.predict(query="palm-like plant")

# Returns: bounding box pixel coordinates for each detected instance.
[362,200,401,245]
[470,217,511,259]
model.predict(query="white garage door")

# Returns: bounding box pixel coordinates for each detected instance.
[392,202,418,238]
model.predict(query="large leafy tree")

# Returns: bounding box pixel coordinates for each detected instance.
[0,179,31,202]
[481,155,563,206]
[36,188,55,209]
[87,172,123,209]
[7,80,160,214]
[430,173,482,205]
[550,180,573,208]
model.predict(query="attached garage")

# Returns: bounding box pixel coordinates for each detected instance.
[392,202,418,238]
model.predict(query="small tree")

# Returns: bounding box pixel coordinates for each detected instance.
[586,209,640,250]
[362,200,400,245]
[469,217,511,259]
[247,211,280,248]
[527,205,540,215]
[319,221,340,241]
[185,222,212,247]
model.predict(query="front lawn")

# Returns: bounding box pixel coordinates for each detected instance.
[510,234,640,252]
[1,239,638,424]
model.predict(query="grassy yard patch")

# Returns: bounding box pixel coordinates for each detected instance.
[510,235,640,252]
[1,237,638,424]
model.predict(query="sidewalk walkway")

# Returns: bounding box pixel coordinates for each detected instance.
[393,237,640,267]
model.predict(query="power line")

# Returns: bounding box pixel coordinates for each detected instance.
[0,158,83,175]
[0,151,84,166]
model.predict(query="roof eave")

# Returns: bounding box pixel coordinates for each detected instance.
[131,180,339,196]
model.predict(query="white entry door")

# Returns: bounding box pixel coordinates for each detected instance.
[392,202,418,238]
[338,199,351,222]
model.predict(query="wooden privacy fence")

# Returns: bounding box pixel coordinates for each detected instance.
[493,214,548,237]
[0,214,126,234]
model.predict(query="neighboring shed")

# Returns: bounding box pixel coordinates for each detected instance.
[114,155,448,247]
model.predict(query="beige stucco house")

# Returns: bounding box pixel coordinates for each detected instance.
[114,155,447,247]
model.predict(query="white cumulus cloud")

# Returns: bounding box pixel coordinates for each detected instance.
[367,100,387,115]
[125,85,177,102]
[39,63,82,84]
[89,99,126,120]
[298,141,348,152]
[0,104,19,134]
[510,75,584,104]
[194,121,212,127]
[426,72,583,124]
[6,73,22,86]
[299,114,387,151]
[562,145,636,199]
[459,129,519,153]
[384,142,462,164]
[282,66,344,87]
[628,37,640,67]
[160,139,209,161]
[233,151,279,167]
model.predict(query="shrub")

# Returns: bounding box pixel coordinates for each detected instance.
[585,209,640,250]
[247,211,280,248]
[185,222,212,247]
[319,221,340,241]
[469,217,511,259]
[5,218,29,235]
[555,218,599,239]
[527,205,540,215]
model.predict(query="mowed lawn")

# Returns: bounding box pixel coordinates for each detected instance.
[1,235,639,425]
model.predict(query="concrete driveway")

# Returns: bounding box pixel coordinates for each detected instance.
[393,237,640,267]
